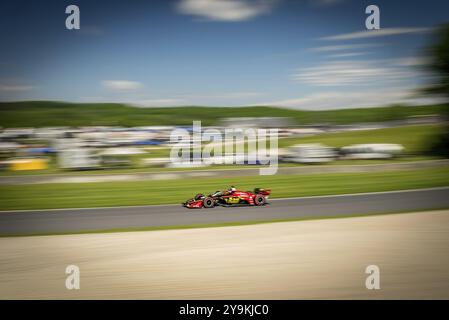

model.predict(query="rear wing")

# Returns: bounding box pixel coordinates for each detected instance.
[254,188,271,195]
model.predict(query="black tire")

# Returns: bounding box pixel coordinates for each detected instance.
[254,194,266,206]
[203,197,215,208]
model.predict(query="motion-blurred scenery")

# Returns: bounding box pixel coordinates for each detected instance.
[1,0,449,301]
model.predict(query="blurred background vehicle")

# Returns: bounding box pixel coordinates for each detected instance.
[339,143,404,160]
[281,143,337,163]
[0,109,445,173]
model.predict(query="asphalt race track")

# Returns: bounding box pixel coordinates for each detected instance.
[1,187,449,236]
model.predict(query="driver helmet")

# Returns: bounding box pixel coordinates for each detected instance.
[194,193,204,200]
[229,186,236,192]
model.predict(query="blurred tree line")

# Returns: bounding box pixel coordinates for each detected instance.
[426,23,449,156]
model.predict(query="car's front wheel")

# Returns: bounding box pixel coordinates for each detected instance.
[254,194,266,206]
[203,197,215,208]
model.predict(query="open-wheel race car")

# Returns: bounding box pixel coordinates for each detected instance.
[183,187,271,209]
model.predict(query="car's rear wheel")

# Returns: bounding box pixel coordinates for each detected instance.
[203,197,215,208]
[254,194,266,206]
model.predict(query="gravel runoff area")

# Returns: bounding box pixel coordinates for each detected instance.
[1,209,449,299]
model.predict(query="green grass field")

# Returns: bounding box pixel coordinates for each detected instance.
[1,166,448,210]
[279,124,444,154]
[0,101,445,127]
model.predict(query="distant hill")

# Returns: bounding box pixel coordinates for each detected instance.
[0,101,445,128]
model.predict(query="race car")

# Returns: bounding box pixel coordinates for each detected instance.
[182,187,271,209]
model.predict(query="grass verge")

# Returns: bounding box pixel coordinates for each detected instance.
[1,166,449,210]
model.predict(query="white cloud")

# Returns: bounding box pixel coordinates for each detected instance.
[102,80,143,91]
[321,27,432,41]
[309,44,379,52]
[394,56,430,67]
[79,91,262,107]
[328,52,369,58]
[78,96,185,107]
[127,99,186,107]
[130,92,263,106]
[175,0,276,21]
[262,87,441,110]
[184,91,262,99]
[0,84,33,92]
[309,0,344,7]
[293,59,416,86]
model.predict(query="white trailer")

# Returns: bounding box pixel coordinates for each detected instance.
[282,144,337,164]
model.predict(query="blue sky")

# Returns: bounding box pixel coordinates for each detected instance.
[0,0,448,109]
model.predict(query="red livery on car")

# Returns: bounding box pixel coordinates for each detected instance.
[183,186,271,209]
